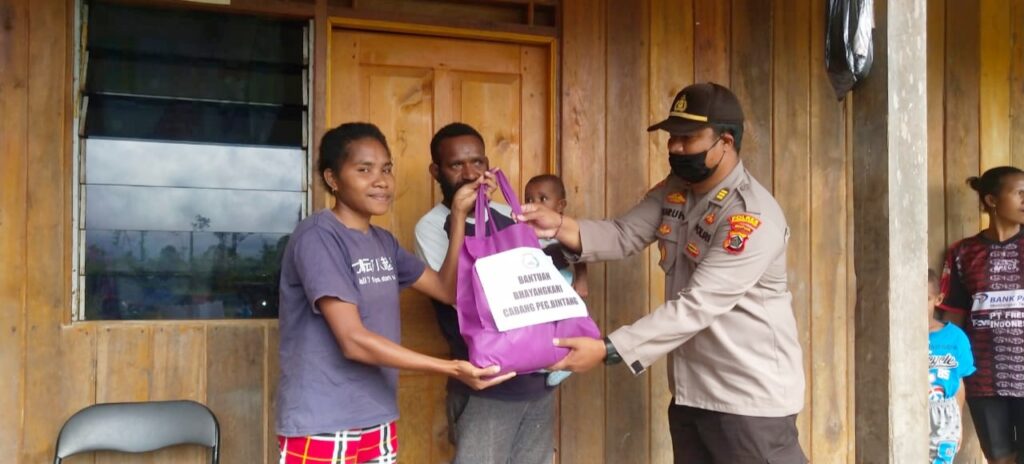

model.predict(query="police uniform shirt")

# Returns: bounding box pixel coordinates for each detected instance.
[576,161,805,417]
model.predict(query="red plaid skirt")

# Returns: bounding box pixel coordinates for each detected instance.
[278,421,398,463]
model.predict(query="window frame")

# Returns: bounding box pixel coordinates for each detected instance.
[70,0,314,321]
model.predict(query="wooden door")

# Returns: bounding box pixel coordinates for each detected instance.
[329,27,553,463]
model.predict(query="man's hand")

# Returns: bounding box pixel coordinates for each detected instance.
[452,361,516,390]
[450,171,497,220]
[548,337,605,372]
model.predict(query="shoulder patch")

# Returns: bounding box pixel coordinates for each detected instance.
[723,232,748,255]
[728,214,761,233]
[714,188,730,201]
[722,213,761,254]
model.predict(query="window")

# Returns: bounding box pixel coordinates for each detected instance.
[74,1,310,320]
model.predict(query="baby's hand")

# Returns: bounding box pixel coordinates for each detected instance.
[573,278,589,299]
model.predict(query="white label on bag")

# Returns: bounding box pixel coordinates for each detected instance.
[474,246,588,332]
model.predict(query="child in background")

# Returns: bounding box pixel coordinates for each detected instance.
[524,174,589,387]
[524,174,589,297]
[928,269,974,464]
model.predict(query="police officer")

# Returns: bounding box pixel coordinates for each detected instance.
[518,82,806,463]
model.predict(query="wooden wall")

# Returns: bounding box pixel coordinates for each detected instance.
[6,0,1016,462]
[928,0,1024,462]
[558,0,855,462]
[0,0,289,462]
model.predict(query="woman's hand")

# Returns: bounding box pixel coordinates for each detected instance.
[452,361,516,390]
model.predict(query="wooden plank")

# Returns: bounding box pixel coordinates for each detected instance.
[313,0,329,211]
[356,33,523,74]
[980,0,1011,231]
[1010,0,1024,170]
[0,0,29,458]
[845,100,857,464]
[959,5,998,462]
[647,0,693,461]
[520,44,549,178]
[151,326,206,401]
[455,71,523,194]
[852,3,893,458]
[328,5,559,39]
[107,0,315,18]
[60,326,99,464]
[20,0,69,461]
[363,66,436,242]
[431,65,450,205]
[559,0,607,462]
[730,0,773,189]
[809,0,849,461]
[927,0,948,271]
[95,325,155,464]
[151,326,207,464]
[327,26,361,212]
[693,0,730,84]
[265,325,280,464]
[328,29,361,128]
[396,374,450,463]
[944,0,981,243]
[206,325,266,464]
[604,0,650,462]
[771,0,812,455]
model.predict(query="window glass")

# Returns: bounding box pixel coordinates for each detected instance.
[78,1,307,320]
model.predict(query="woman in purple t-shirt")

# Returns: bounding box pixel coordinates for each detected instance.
[276,122,513,464]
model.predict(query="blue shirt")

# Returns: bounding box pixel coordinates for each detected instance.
[929,322,975,401]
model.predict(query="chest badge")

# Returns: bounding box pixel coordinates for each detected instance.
[666,192,686,205]
[658,223,672,236]
[686,242,700,258]
[703,212,715,225]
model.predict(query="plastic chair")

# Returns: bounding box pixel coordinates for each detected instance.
[53,400,220,463]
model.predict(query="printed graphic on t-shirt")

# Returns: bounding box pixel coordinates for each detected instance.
[352,256,398,285]
[929,323,975,401]
[929,353,959,401]
[942,234,1024,396]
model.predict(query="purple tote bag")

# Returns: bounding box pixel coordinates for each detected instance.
[455,169,600,374]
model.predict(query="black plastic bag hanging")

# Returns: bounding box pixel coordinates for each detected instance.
[825,0,874,100]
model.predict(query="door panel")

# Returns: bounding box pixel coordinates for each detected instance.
[329,27,552,463]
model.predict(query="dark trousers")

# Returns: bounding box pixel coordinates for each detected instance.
[668,402,807,464]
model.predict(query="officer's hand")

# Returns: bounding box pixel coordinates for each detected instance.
[517,203,560,236]
[452,361,516,390]
[517,204,582,251]
[548,337,605,372]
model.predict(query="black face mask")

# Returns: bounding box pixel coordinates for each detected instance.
[669,137,722,183]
